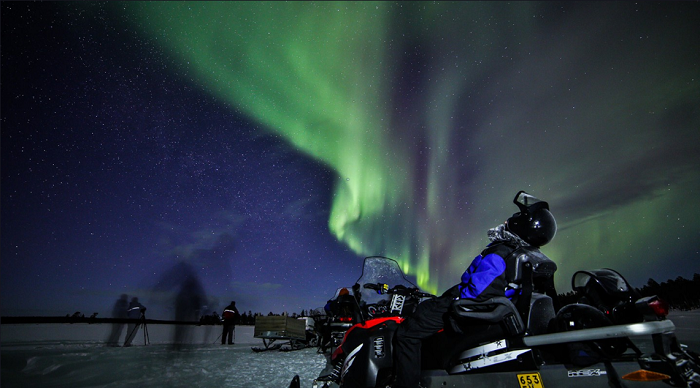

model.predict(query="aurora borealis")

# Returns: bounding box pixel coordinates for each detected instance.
[2,2,699,318]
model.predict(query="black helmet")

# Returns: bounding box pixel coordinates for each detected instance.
[506,191,557,247]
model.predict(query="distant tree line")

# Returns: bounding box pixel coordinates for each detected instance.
[557,273,700,311]
[199,309,320,325]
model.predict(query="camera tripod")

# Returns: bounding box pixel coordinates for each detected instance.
[140,312,150,345]
[124,311,150,346]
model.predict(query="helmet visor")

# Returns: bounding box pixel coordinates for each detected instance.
[513,191,549,212]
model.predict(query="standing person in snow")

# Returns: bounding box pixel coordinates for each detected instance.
[221,301,240,345]
[105,294,129,347]
[123,297,147,347]
[392,191,557,388]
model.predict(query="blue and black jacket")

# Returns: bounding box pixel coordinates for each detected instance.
[451,242,520,301]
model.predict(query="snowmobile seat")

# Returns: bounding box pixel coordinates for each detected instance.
[448,293,555,337]
[423,300,514,371]
[426,298,524,371]
[450,296,525,337]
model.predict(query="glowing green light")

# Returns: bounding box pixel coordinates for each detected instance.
[111,2,439,290]
[101,2,700,296]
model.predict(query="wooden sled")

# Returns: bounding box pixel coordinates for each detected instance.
[251,315,307,352]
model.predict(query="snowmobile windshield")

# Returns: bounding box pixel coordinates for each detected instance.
[354,256,418,306]
[513,191,549,212]
[573,269,629,293]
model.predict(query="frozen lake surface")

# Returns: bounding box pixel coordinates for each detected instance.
[2,310,699,388]
[2,343,327,388]
[2,323,328,388]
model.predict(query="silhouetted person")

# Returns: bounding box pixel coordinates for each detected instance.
[328,288,356,317]
[124,297,146,347]
[172,276,206,349]
[106,294,128,347]
[151,261,210,349]
[222,301,240,345]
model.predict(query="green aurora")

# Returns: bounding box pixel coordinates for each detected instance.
[103,1,699,293]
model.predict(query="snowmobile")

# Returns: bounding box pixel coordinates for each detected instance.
[308,256,434,386]
[317,258,429,355]
[289,253,700,388]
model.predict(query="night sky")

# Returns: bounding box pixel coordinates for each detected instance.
[2,2,699,320]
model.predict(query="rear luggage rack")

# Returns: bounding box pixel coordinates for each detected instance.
[522,320,675,347]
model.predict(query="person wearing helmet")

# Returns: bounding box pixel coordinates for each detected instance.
[392,191,556,388]
[505,190,557,247]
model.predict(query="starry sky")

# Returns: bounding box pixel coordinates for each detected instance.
[2,2,699,320]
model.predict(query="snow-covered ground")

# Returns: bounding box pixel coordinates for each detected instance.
[2,323,328,387]
[2,322,258,346]
[2,310,699,388]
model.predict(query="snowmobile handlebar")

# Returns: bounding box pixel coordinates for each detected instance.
[363,283,433,298]
[363,282,388,293]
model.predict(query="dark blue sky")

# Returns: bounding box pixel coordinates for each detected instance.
[2,2,699,320]
[1,2,365,318]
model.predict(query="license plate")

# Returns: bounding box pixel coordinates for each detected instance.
[517,373,544,388]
